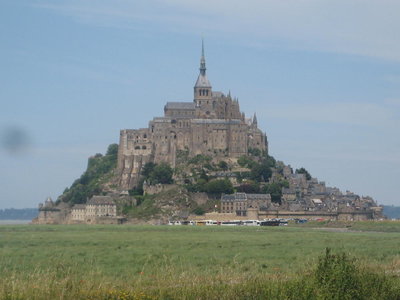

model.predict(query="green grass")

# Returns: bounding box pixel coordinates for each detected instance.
[292,219,400,232]
[1,225,400,299]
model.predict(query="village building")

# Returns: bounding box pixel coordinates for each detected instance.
[70,196,117,223]
[221,193,272,216]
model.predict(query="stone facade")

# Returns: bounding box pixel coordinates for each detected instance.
[117,43,267,189]
[70,196,117,223]
[221,193,272,216]
[34,196,121,224]
[33,197,70,224]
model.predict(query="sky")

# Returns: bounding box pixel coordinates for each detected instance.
[0,0,399,208]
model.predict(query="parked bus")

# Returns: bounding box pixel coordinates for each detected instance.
[259,220,280,226]
[242,220,260,226]
[221,220,242,226]
[205,220,218,225]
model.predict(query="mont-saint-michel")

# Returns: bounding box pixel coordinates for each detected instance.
[33,43,384,225]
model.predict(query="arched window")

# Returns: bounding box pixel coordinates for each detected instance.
[142,146,147,149]
[134,146,140,150]
[143,134,147,138]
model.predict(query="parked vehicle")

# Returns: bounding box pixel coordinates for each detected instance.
[221,220,242,226]
[259,220,280,226]
[242,220,260,226]
[206,220,218,225]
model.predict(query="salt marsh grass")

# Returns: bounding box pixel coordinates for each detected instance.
[0,224,399,299]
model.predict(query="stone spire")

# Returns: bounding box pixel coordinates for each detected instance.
[194,39,212,103]
[194,39,211,89]
[253,113,258,126]
[200,38,206,76]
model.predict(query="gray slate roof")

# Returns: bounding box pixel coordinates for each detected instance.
[221,193,271,202]
[87,196,115,205]
[72,204,86,210]
[212,91,224,98]
[165,102,195,110]
[195,74,211,87]
[192,119,241,125]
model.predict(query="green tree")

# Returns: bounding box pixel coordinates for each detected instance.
[142,162,156,178]
[250,162,272,182]
[248,148,261,157]
[106,143,119,156]
[263,182,283,204]
[218,160,229,171]
[192,207,206,215]
[237,155,256,168]
[296,167,312,180]
[236,181,260,193]
[204,179,234,195]
[149,162,173,184]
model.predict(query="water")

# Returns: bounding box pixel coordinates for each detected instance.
[0,220,31,225]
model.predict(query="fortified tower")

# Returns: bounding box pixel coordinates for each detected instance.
[117,42,268,189]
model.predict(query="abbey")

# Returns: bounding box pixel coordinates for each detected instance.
[117,42,267,189]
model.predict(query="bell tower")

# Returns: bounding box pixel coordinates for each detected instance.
[194,39,212,107]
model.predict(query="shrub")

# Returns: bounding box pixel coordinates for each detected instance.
[218,160,229,171]
[204,179,234,195]
[296,167,312,180]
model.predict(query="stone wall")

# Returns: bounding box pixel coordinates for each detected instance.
[143,184,179,195]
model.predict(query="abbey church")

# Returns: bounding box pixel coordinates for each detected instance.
[117,42,267,189]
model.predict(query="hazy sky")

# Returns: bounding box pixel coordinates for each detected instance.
[1,0,399,208]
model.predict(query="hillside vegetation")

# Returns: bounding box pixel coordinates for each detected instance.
[57,144,118,205]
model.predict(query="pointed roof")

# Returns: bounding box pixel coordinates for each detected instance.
[194,39,211,88]
[253,113,258,125]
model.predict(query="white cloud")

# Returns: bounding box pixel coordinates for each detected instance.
[35,0,400,61]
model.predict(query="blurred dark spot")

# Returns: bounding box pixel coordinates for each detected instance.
[1,126,32,155]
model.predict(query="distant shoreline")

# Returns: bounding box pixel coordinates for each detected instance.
[0,220,31,225]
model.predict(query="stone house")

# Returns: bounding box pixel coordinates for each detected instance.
[221,193,271,216]
[70,196,117,223]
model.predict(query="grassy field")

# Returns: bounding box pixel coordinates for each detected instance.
[292,219,400,232]
[1,224,400,299]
